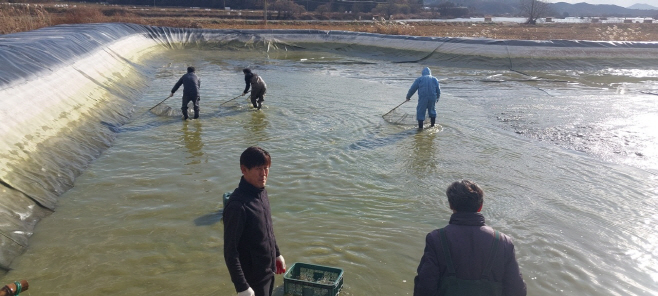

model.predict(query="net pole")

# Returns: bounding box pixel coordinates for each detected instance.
[220,91,249,107]
[382,100,409,118]
[219,94,244,106]
[134,96,173,119]
[148,96,173,112]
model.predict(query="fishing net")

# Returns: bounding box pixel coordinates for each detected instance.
[382,101,430,126]
[150,101,194,117]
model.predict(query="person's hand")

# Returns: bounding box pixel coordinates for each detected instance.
[405,98,410,101]
[168,93,174,98]
[237,287,255,296]
[241,92,247,96]
[276,255,287,274]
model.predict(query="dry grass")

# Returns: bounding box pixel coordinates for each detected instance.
[199,20,658,41]
[0,4,51,34]
[3,3,658,41]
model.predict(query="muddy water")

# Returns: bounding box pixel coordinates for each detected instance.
[1,48,657,295]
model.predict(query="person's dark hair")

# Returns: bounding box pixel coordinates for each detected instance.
[446,180,484,212]
[243,68,252,74]
[240,146,271,169]
[187,66,195,73]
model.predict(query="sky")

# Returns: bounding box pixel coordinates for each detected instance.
[555,0,658,7]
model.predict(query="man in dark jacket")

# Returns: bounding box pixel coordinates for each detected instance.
[169,66,201,120]
[414,180,526,296]
[241,68,267,110]
[224,146,286,296]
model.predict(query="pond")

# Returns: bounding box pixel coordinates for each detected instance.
[1,47,657,295]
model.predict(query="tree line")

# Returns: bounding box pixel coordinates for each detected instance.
[49,0,422,11]
[47,0,473,18]
[6,0,558,22]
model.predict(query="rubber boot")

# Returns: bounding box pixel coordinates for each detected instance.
[430,117,436,127]
[181,108,189,120]
[418,120,424,130]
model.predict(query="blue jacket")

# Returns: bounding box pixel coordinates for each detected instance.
[406,67,440,102]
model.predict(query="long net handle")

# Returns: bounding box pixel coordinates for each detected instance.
[382,100,408,117]
[148,96,172,111]
[220,91,250,106]
[134,96,172,119]
[219,94,244,106]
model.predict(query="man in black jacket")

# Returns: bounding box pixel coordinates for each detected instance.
[414,180,526,296]
[169,66,200,120]
[241,68,267,110]
[224,146,286,296]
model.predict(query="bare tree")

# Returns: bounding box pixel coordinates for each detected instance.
[520,0,551,24]
[269,0,306,19]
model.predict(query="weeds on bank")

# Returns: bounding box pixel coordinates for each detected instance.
[58,6,107,24]
[369,19,419,36]
[0,4,51,34]
[595,25,650,41]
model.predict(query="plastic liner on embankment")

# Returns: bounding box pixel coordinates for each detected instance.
[2,22,658,272]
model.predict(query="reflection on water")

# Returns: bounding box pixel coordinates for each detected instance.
[2,49,658,295]
[409,128,440,177]
[182,120,204,165]
[246,109,269,140]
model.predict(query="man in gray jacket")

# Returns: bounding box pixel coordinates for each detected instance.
[414,180,526,296]
[241,68,267,110]
[169,66,200,120]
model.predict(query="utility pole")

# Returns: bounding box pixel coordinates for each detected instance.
[264,0,268,25]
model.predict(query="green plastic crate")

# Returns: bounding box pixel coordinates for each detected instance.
[222,191,232,209]
[283,262,343,296]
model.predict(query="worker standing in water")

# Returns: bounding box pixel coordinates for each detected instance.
[406,67,441,130]
[168,66,201,120]
[242,68,267,110]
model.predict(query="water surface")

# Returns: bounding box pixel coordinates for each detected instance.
[1,48,657,295]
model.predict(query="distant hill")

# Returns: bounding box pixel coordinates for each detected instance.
[627,3,658,10]
[552,2,658,17]
[424,0,658,18]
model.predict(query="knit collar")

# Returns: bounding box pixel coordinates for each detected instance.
[239,176,265,195]
[449,212,486,226]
